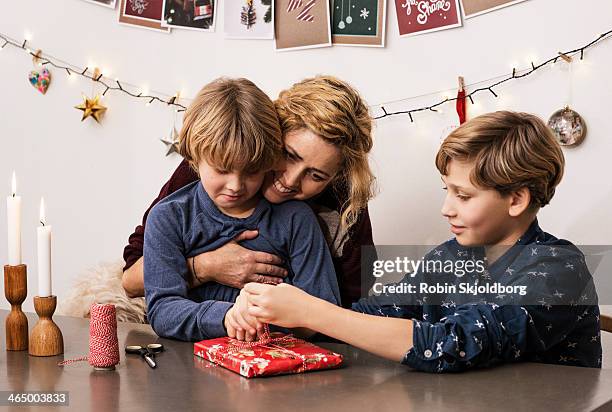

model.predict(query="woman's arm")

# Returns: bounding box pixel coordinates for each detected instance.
[122,256,145,298]
[122,231,288,298]
[245,283,413,362]
[122,256,202,299]
[123,160,198,273]
[121,161,287,298]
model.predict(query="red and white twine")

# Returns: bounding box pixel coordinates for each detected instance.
[212,324,309,372]
[58,303,120,368]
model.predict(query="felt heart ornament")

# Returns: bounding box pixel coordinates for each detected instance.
[28,68,51,94]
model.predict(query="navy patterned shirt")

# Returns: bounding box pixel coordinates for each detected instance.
[352,220,602,373]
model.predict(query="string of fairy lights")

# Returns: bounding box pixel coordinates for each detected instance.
[0,32,187,112]
[1,28,611,121]
[374,28,612,121]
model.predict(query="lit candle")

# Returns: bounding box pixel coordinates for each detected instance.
[7,171,22,265]
[37,198,52,297]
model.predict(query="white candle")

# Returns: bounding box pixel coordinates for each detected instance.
[7,171,22,265]
[37,198,52,297]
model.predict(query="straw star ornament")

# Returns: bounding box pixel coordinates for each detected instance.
[75,94,107,123]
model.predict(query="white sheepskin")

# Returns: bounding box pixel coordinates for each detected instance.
[57,260,146,323]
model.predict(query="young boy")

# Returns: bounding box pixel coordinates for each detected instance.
[144,78,341,342]
[242,111,602,372]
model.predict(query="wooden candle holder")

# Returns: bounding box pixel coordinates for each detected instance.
[29,295,63,357]
[4,264,29,351]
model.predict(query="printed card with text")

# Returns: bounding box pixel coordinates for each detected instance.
[395,0,462,37]
[119,0,170,32]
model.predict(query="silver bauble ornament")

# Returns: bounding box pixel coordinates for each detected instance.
[547,106,587,146]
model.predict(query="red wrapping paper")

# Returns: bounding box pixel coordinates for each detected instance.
[194,332,343,378]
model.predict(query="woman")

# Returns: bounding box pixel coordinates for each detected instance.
[122,75,377,308]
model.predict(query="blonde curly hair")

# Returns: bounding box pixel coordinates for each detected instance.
[275,75,376,234]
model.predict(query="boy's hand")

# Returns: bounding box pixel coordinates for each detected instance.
[244,283,313,329]
[224,291,263,341]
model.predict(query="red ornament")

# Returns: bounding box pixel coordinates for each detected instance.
[456,76,467,125]
[456,90,467,124]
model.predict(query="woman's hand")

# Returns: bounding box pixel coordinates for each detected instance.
[244,283,316,329]
[224,289,264,341]
[188,230,288,289]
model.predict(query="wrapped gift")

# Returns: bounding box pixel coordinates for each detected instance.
[194,331,343,378]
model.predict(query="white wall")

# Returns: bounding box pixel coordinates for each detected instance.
[1,0,611,312]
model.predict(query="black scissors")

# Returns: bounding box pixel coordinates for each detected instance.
[125,343,164,369]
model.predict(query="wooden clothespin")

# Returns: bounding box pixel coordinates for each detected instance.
[92,67,102,81]
[458,76,465,92]
[32,49,43,65]
[558,52,573,63]
[168,91,180,105]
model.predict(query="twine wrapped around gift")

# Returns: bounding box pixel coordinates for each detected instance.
[211,324,309,372]
[227,324,287,347]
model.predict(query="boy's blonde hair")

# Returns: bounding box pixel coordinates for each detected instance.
[275,75,376,234]
[179,77,282,174]
[435,111,564,209]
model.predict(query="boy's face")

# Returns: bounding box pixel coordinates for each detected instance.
[441,160,516,247]
[198,158,266,217]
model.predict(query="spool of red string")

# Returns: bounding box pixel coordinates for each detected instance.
[88,304,120,369]
[58,303,120,370]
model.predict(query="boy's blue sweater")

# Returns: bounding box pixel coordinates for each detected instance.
[144,181,341,341]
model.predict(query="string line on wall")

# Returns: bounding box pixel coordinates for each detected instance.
[2,29,612,120]
[0,32,186,112]
[372,29,612,121]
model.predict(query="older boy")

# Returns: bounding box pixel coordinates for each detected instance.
[243,111,601,372]
[144,78,340,342]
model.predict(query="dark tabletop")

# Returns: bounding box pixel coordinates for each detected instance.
[1,310,612,412]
